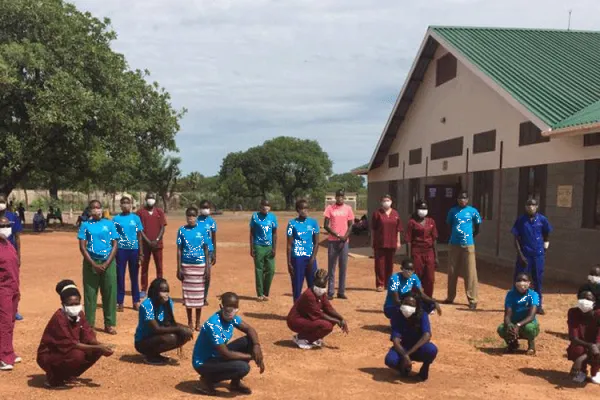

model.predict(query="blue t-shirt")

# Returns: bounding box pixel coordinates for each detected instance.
[77,219,119,261]
[446,205,482,246]
[250,212,278,246]
[192,312,243,368]
[384,273,422,309]
[134,297,175,343]
[511,213,552,257]
[504,288,540,323]
[2,211,22,249]
[197,216,217,253]
[113,213,144,250]
[287,217,320,258]
[391,309,431,348]
[177,225,207,264]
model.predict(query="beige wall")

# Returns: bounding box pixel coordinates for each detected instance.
[369,44,600,183]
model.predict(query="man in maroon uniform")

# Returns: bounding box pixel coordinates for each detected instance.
[137,193,167,298]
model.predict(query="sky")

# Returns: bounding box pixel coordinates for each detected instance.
[70,0,600,176]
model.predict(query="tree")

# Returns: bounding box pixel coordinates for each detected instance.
[0,0,182,196]
[141,154,181,212]
[327,173,365,193]
[218,167,250,209]
[179,172,204,192]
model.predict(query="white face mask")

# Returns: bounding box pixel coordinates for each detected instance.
[588,275,600,285]
[200,208,210,216]
[417,209,428,218]
[63,305,82,318]
[577,299,595,313]
[0,203,6,211]
[400,305,416,318]
[313,286,327,297]
[146,199,156,207]
[381,200,392,209]
[0,227,11,238]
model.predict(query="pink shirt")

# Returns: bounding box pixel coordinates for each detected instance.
[323,203,354,241]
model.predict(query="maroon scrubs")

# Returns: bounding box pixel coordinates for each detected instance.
[405,217,438,297]
[137,207,167,291]
[371,208,403,288]
[37,310,101,385]
[287,288,336,343]
[567,307,600,376]
[0,240,19,365]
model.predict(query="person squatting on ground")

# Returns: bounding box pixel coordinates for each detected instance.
[497,273,539,356]
[112,196,144,312]
[134,278,193,365]
[177,206,210,331]
[371,194,403,292]
[37,280,114,388]
[0,216,20,371]
[197,199,217,305]
[137,193,167,298]
[567,289,600,384]
[385,293,438,381]
[287,269,349,349]
[511,198,552,315]
[579,266,600,310]
[193,292,265,396]
[324,189,354,300]
[405,200,439,298]
[445,191,482,310]
[383,258,441,320]
[287,199,320,302]
[249,199,278,302]
[77,200,119,335]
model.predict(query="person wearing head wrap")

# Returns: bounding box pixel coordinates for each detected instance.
[405,200,438,297]
[371,195,403,292]
[36,280,114,388]
[0,216,20,371]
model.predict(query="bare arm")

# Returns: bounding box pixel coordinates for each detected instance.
[140,230,152,245]
[324,218,340,238]
[406,332,432,357]
[516,305,537,327]
[138,232,144,260]
[287,235,293,275]
[271,227,278,256]
[212,230,217,255]
[105,240,118,265]
[235,320,265,373]
[147,319,185,335]
[311,232,320,261]
[249,226,255,257]
[342,220,352,241]
[15,233,21,263]
[157,225,166,243]
[79,240,95,265]
[176,244,183,280]
[514,236,527,264]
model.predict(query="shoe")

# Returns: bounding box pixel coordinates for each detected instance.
[230,379,252,394]
[293,335,314,350]
[327,295,334,301]
[133,302,140,311]
[196,378,217,396]
[312,339,323,348]
[468,302,477,310]
[44,380,68,389]
[263,296,270,302]
[337,294,348,300]
[573,371,587,383]
[14,357,21,364]
[140,291,146,299]
[15,312,23,321]
[117,304,124,312]
[506,341,519,354]
[0,362,13,371]
[591,372,600,384]
[537,308,546,315]
[442,299,454,305]
[144,356,168,366]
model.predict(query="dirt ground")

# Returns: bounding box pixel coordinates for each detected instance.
[1,211,598,399]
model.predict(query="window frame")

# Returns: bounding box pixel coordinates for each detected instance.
[472,170,494,220]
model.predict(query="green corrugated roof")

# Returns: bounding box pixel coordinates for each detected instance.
[431,27,600,129]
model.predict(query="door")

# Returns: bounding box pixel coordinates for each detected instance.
[425,184,459,243]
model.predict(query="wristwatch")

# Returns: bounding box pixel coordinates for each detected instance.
[516,323,522,328]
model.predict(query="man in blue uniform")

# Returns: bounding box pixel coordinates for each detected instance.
[511,198,552,314]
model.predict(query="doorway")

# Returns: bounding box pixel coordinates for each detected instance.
[424,184,459,243]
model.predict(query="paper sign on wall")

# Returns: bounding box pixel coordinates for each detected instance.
[556,185,573,208]
[428,188,437,198]
[445,188,454,198]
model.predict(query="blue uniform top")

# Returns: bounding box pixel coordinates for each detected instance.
[177,224,208,264]
[197,216,217,253]
[390,309,431,347]
[249,212,278,246]
[2,211,22,249]
[134,297,175,343]
[446,205,482,246]
[511,213,552,257]
[287,217,320,258]
[384,273,422,310]
[504,288,540,323]
[113,213,144,250]
[77,219,119,261]
[192,312,243,368]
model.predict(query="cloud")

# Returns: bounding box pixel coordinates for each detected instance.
[70,0,600,175]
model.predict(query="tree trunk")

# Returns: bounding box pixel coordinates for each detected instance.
[285,194,294,210]
[161,194,169,213]
[0,165,32,197]
[112,193,116,213]
[24,190,29,207]
[49,183,59,200]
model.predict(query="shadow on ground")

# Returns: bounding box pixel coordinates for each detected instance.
[243,312,287,321]
[175,380,237,397]
[358,367,419,384]
[519,367,582,389]
[361,324,391,334]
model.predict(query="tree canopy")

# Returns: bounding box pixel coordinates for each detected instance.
[327,173,365,193]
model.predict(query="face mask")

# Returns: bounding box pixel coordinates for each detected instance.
[417,209,428,218]
[63,305,82,318]
[381,201,392,209]
[200,208,210,216]
[0,203,6,211]
[515,282,530,291]
[400,305,416,318]
[588,275,600,285]
[313,286,327,297]
[577,299,595,313]
[0,227,11,238]
[146,199,156,207]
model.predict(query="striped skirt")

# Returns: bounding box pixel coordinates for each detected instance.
[181,263,206,308]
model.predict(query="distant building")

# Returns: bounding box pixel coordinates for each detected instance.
[365,26,600,282]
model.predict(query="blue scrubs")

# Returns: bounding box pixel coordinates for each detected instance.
[287,217,320,301]
[511,213,552,307]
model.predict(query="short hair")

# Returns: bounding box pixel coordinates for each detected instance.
[89,199,101,207]
[515,272,531,281]
[200,199,210,207]
[185,206,198,216]
[120,196,131,204]
[381,194,392,201]
[401,258,414,269]
[56,279,81,303]
[221,292,239,305]
[295,199,309,211]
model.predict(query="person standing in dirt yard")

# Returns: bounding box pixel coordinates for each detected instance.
[511,198,552,315]
[567,289,600,384]
[324,189,354,300]
[197,199,217,305]
[249,199,278,302]
[444,191,481,310]
[371,194,403,292]
[0,195,23,321]
[0,216,21,371]
[137,193,167,299]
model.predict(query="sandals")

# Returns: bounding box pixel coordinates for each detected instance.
[230,380,252,394]
[196,378,217,396]
[104,326,117,335]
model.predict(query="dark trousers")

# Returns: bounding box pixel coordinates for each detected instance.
[413,250,436,297]
[291,256,317,302]
[116,249,140,305]
[374,248,395,288]
[385,342,438,378]
[195,336,252,383]
[141,247,164,292]
[514,254,545,307]
[327,241,349,297]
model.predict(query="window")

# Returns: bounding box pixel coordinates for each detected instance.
[519,122,549,146]
[584,133,600,147]
[409,148,422,165]
[436,53,457,87]
[583,159,600,228]
[518,165,547,215]
[473,170,494,219]
[430,136,463,160]
[388,153,399,168]
[473,130,496,154]
[408,178,420,208]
